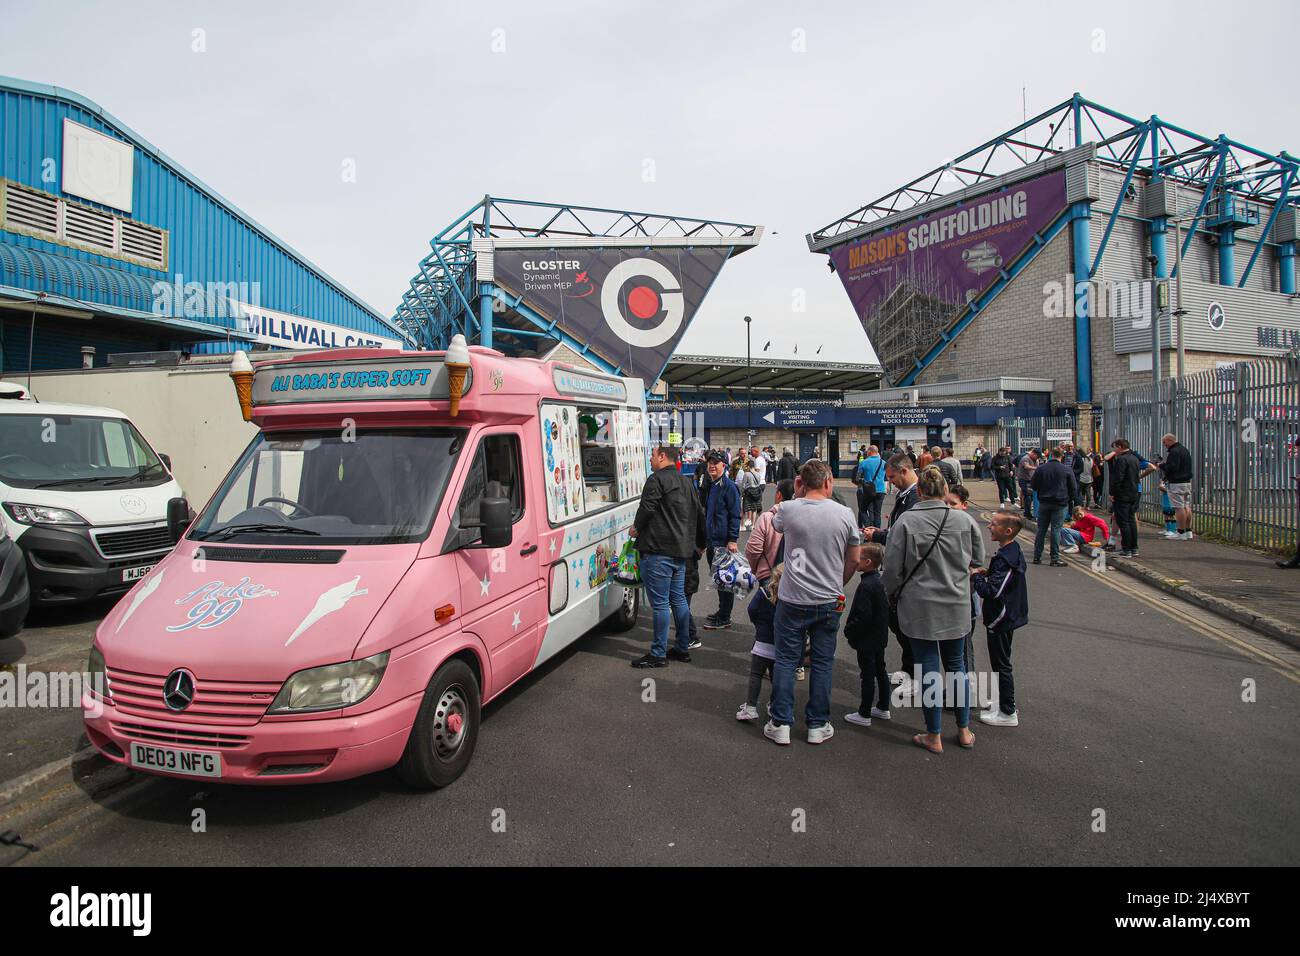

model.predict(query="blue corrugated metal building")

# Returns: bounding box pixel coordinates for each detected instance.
[0,75,410,373]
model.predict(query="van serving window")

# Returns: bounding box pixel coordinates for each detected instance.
[540,402,648,524]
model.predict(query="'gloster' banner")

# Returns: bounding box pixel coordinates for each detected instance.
[492,247,730,385]
[828,171,1067,382]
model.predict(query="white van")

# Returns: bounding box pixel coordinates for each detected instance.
[0,382,187,612]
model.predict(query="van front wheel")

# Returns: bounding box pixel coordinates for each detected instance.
[604,585,640,633]
[396,659,481,790]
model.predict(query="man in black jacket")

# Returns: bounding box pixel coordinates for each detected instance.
[861,452,919,686]
[630,445,706,668]
[775,450,798,482]
[1107,437,1144,556]
[1159,433,1195,540]
[991,446,1016,504]
[1030,446,1078,566]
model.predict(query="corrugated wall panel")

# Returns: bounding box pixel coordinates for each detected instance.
[0,83,404,346]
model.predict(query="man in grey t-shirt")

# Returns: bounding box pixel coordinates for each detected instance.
[764,460,862,746]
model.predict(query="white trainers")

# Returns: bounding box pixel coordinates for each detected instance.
[1061,544,1079,554]
[1179,531,1194,540]
[736,702,759,721]
[1162,529,1180,538]
[763,720,791,745]
[844,711,872,727]
[807,723,835,745]
[979,709,1019,727]
[870,706,892,720]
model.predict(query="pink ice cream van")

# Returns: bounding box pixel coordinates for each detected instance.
[83,342,646,788]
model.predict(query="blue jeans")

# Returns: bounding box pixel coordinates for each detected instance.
[1034,503,1066,560]
[909,637,970,734]
[640,553,691,658]
[771,600,841,729]
[1061,527,1088,549]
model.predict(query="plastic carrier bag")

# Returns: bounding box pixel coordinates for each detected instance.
[710,549,758,596]
[610,539,642,587]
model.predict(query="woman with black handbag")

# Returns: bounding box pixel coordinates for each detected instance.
[883,466,986,754]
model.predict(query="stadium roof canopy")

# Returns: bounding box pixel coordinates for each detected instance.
[663,353,884,393]
[392,196,760,364]
[807,92,1298,251]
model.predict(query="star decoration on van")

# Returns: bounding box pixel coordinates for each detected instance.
[549,538,557,554]
[511,611,521,631]
[479,573,491,596]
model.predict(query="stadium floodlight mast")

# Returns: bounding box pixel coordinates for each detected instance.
[744,315,753,442]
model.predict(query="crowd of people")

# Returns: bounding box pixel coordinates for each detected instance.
[624,427,1227,751]
[628,444,1031,752]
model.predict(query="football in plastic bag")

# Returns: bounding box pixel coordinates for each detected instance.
[711,550,756,595]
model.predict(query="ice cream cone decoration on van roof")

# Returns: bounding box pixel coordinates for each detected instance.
[445,334,470,417]
[230,350,254,422]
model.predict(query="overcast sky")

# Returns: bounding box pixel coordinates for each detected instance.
[3,0,1295,363]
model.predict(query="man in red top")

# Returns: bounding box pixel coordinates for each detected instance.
[1062,506,1109,555]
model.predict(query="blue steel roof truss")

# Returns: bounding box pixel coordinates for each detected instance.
[811,93,1299,389]
[393,196,758,350]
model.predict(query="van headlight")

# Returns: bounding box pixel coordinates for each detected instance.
[268,652,389,714]
[87,645,110,700]
[4,503,88,526]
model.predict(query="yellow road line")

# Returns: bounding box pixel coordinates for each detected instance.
[984,511,1300,684]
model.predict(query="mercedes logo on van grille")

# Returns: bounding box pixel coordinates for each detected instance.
[163,669,196,711]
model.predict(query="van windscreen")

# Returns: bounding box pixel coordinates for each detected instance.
[190,428,463,545]
[0,413,167,490]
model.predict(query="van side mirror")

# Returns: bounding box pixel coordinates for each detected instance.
[478,497,513,549]
[167,497,191,543]
[159,453,173,472]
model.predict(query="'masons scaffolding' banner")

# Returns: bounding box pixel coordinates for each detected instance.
[828,171,1067,375]
[492,247,730,384]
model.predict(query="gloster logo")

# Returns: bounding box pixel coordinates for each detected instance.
[167,577,279,632]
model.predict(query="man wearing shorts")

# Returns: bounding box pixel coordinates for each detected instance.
[1159,433,1194,540]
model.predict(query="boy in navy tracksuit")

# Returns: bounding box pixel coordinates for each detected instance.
[972,511,1029,727]
[842,543,891,727]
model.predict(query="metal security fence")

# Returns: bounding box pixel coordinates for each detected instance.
[1101,352,1300,551]
[997,415,1080,456]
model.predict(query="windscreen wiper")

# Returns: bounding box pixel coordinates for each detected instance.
[33,476,104,488]
[204,523,323,540]
[101,463,168,487]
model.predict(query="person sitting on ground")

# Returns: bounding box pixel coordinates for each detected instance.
[843,542,891,729]
[1061,506,1109,555]
[972,511,1029,728]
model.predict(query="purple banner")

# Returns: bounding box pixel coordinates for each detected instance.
[828,171,1067,382]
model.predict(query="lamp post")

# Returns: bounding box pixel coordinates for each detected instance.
[744,315,753,444]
